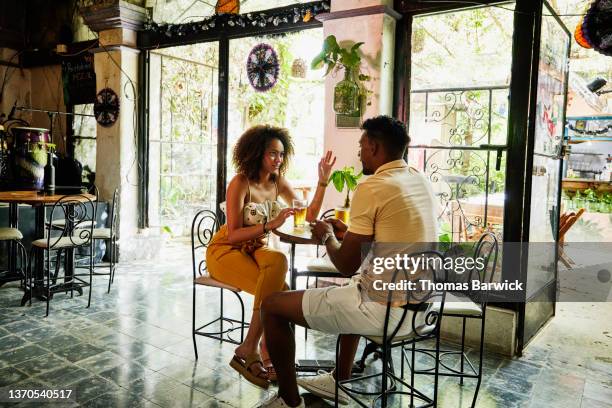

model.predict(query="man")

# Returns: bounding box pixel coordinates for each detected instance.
[257,115,438,408]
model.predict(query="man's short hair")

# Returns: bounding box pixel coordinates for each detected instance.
[361,115,410,158]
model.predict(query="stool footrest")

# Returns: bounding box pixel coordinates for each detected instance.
[195,317,250,345]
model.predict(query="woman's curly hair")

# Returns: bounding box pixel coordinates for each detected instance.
[233,125,294,181]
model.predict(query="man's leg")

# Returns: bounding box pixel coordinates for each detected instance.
[336,334,360,381]
[261,290,308,407]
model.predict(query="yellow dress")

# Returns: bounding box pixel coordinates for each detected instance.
[206,180,288,310]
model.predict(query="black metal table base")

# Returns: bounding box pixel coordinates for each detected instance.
[0,269,23,287]
[21,281,85,306]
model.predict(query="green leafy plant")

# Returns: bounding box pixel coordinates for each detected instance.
[311,35,365,76]
[584,189,600,212]
[602,192,612,213]
[584,189,597,202]
[329,166,363,208]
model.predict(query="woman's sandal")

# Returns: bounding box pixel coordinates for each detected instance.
[229,353,270,389]
[262,358,277,382]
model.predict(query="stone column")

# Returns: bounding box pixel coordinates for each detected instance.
[318,0,400,210]
[81,1,146,260]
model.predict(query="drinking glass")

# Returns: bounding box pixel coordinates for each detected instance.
[334,207,350,225]
[292,199,308,227]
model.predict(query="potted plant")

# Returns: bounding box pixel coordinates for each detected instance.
[602,192,612,213]
[573,189,585,210]
[561,191,573,211]
[311,35,368,115]
[329,166,362,223]
[584,188,599,212]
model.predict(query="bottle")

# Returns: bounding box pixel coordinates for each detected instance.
[44,150,55,194]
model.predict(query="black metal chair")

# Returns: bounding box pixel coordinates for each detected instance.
[91,188,119,293]
[0,228,28,288]
[47,185,98,231]
[191,209,249,360]
[27,194,96,316]
[409,232,499,408]
[293,209,343,289]
[335,250,448,408]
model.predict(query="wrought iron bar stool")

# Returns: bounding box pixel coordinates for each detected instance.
[335,251,448,408]
[407,232,499,408]
[91,188,119,293]
[0,228,28,288]
[27,194,96,316]
[191,209,249,360]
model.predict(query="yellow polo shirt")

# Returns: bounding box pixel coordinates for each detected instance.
[348,160,438,243]
[349,160,439,304]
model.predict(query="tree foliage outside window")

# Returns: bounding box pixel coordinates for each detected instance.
[148,28,324,235]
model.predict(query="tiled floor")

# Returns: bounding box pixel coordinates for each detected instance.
[0,241,610,407]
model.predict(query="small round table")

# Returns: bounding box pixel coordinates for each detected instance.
[273,223,319,290]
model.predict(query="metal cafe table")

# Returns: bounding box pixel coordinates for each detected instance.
[0,190,95,305]
[273,222,319,291]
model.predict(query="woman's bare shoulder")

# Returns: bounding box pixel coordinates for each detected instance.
[227,174,249,197]
[228,174,249,188]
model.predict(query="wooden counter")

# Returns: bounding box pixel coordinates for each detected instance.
[561,178,612,193]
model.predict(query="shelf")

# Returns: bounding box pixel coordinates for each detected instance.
[569,151,604,156]
[568,138,612,143]
[562,179,612,192]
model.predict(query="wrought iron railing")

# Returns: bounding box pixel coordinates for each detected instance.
[408,86,510,242]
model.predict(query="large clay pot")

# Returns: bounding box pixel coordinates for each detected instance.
[11,127,50,190]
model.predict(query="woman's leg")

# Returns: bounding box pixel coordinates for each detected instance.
[250,247,290,376]
[206,248,267,378]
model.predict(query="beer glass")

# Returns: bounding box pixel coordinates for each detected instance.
[334,207,350,225]
[293,199,308,227]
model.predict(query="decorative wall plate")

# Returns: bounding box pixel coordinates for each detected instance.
[94,88,120,127]
[246,43,279,92]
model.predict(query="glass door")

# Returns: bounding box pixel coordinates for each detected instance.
[521,1,570,346]
[407,6,514,250]
[148,42,219,236]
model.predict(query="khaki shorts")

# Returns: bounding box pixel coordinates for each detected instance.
[302,276,418,337]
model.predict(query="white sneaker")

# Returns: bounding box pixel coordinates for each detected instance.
[297,370,350,405]
[256,391,305,408]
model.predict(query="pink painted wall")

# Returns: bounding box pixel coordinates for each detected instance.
[321,1,396,210]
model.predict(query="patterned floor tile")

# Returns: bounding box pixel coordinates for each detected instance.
[0,241,607,407]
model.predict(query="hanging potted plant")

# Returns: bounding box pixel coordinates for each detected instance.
[311,35,368,115]
[329,166,362,224]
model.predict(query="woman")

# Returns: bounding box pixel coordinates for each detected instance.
[206,125,336,389]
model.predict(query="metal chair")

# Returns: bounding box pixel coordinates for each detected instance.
[336,250,448,408]
[191,209,249,360]
[27,194,96,316]
[47,185,98,231]
[91,188,119,293]
[0,228,28,288]
[293,209,345,290]
[410,232,499,408]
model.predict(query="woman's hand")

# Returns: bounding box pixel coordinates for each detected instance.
[318,150,337,184]
[268,208,295,230]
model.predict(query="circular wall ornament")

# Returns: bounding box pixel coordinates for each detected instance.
[94,88,120,127]
[246,43,279,92]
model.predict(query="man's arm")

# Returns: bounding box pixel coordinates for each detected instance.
[324,231,373,277]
